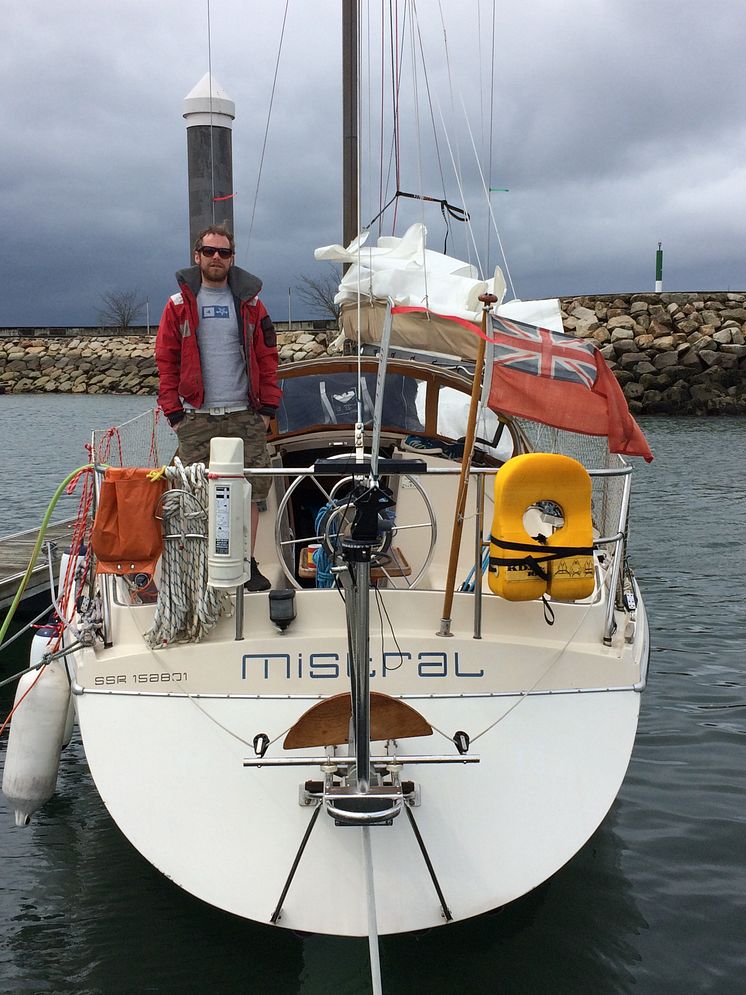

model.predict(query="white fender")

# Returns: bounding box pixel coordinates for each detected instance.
[1,626,71,827]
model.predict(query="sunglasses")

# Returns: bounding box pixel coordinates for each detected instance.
[198,245,233,259]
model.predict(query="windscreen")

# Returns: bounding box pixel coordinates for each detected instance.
[277,372,425,434]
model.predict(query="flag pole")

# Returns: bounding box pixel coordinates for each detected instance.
[438,292,498,636]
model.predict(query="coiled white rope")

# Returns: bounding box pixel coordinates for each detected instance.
[145,459,231,647]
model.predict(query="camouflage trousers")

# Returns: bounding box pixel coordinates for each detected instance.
[175,408,272,501]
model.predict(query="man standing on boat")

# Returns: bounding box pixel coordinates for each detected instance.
[155,224,280,591]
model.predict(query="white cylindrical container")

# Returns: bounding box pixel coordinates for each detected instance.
[207,437,252,588]
[2,626,71,827]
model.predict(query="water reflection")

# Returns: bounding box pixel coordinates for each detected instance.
[297,814,648,995]
[377,810,645,995]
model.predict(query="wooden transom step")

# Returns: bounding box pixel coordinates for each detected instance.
[283,692,432,750]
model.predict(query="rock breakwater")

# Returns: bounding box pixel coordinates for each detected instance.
[559,292,746,415]
[0,331,330,397]
[0,336,158,395]
[1,292,745,414]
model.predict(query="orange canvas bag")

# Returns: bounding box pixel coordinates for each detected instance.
[91,468,168,575]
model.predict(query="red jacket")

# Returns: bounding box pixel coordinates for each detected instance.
[155,265,280,423]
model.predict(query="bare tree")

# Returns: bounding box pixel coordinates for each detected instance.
[295,264,342,321]
[97,290,146,332]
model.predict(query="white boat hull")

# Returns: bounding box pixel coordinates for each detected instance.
[73,588,646,935]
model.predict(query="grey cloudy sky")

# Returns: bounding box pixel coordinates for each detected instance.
[2,0,744,328]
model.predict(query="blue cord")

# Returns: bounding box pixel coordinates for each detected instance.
[312,503,337,588]
[458,548,490,592]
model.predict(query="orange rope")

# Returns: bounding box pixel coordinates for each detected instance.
[50,465,95,655]
[96,425,124,466]
[148,408,164,466]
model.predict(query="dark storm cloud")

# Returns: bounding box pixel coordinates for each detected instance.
[1,0,744,329]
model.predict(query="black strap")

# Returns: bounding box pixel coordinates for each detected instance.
[365,190,469,253]
[541,595,556,626]
[366,189,469,228]
[489,535,594,559]
[488,534,593,583]
[488,554,549,582]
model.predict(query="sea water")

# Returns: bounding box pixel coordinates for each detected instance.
[0,401,744,993]
[0,395,154,536]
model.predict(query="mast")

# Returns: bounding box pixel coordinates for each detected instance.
[341,9,382,992]
[342,0,359,247]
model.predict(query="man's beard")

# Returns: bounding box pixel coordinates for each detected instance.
[202,260,228,281]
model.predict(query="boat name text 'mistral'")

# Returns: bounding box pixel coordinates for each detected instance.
[242,650,485,681]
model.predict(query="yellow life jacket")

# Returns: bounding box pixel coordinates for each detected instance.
[488,453,595,602]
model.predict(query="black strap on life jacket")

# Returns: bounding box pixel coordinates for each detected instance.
[488,534,594,581]
[541,595,556,626]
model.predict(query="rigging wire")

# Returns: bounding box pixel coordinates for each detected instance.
[435,0,470,266]
[377,2,387,238]
[486,0,497,274]
[408,1,428,309]
[140,628,294,752]
[476,0,485,157]
[365,0,374,241]
[377,2,403,239]
[433,97,484,275]
[365,189,467,234]
[0,605,54,658]
[409,0,516,289]
[460,94,517,299]
[206,0,216,223]
[411,12,452,241]
[355,0,363,432]
[368,3,467,256]
[366,0,516,282]
[469,599,599,743]
[391,0,403,233]
[244,0,290,261]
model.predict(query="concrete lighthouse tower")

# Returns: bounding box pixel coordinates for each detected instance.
[183,73,235,254]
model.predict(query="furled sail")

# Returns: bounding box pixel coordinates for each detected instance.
[315,222,564,361]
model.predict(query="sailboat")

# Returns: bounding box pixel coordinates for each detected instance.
[2,0,650,974]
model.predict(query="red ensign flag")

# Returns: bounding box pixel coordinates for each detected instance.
[486,314,653,461]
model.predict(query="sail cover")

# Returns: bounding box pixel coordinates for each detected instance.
[317,223,508,359]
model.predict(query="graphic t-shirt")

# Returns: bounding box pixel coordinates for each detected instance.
[195,286,249,408]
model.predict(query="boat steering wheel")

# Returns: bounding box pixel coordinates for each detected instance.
[274,456,437,591]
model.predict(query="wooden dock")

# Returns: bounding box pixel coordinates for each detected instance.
[0,519,77,612]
